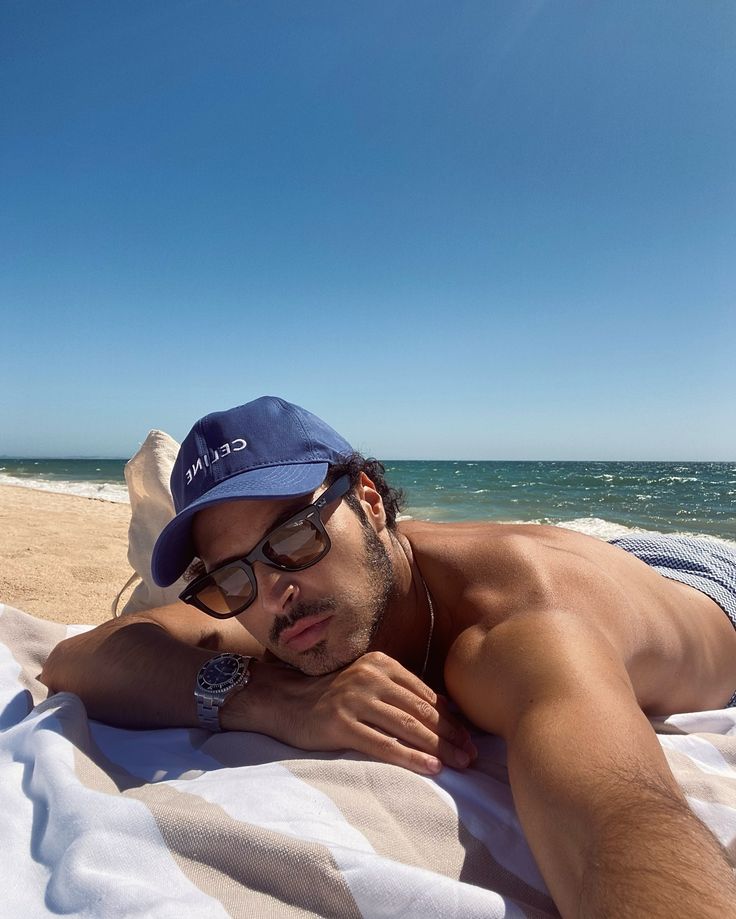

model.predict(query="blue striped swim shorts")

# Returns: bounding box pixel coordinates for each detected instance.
[609,534,736,708]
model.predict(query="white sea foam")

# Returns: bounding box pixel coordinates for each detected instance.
[549,517,736,548]
[0,473,130,504]
[398,512,736,548]
[551,517,650,540]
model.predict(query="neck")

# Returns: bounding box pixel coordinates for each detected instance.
[370,530,435,678]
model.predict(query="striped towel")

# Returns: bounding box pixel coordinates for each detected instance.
[1,603,735,918]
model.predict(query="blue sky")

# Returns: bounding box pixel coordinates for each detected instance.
[2,1,734,460]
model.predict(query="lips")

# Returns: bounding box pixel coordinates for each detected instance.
[280,613,332,652]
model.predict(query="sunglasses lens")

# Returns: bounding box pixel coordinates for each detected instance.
[263,517,328,568]
[187,512,334,617]
[197,564,254,615]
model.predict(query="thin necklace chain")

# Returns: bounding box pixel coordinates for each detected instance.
[416,570,435,680]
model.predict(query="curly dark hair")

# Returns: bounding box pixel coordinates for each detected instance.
[324,452,405,530]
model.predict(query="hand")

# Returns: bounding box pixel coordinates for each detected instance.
[222,651,478,775]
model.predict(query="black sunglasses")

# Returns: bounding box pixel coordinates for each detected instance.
[179,474,352,619]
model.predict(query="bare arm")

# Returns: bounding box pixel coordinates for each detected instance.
[40,602,264,727]
[447,613,736,919]
[41,604,476,774]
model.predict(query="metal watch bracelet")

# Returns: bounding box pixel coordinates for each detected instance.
[195,654,253,732]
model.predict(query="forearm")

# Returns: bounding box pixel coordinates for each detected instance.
[450,612,736,916]
[508,699,736,919]
[41,619,314,735]
[42,626,476,772]
[576,783,736,919]
[41,619,219,728]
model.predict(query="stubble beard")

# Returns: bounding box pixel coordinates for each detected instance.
[271,522,396,676]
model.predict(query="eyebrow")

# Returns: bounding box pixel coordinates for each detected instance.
[207,494,314,571]
[263,496,311,532]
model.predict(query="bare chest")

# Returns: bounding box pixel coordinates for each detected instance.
[420,527,736,715]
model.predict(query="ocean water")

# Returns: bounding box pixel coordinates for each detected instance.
[1,458,734,544]
[0,458,130,503]
[386,460,736,545]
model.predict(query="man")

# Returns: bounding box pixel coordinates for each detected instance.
[42,395,736,918]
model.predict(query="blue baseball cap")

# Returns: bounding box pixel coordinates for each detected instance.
[151,396,353,587]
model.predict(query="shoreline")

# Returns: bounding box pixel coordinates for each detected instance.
[2,459,735,543]
[0,483,132,625]
[2,473,734,628]
[0,473,129,504]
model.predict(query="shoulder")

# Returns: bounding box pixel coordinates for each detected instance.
[401,519,605,576]
[404,524,649,731]
[444,609,631,739]
[410,522,656,639]
[405,521,603,622]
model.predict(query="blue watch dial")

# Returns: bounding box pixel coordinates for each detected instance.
[197,653,247,692]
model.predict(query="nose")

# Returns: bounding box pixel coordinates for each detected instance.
[255,564,299,615]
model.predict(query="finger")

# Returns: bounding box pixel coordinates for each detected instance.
[338,654,478,759]
[373,668,477,754]
[367,701,473,770]
[354,651,439,698]
[350,723,445,775]
[432,694,479,759]
[371,657,440,704]
[373,684,477,758]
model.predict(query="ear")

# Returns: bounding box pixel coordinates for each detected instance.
[355,472,387,532]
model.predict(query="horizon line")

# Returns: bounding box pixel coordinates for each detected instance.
[2,455,734,464]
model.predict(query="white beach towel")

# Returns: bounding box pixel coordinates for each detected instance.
[1,602,736,918]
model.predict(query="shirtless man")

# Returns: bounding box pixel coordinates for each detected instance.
[42,395,736,918]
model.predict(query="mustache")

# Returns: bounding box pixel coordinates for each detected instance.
[269,598,337,644]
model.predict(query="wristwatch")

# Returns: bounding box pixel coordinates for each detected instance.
[194,652,252,732]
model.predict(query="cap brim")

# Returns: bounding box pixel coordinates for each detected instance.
[151,462,330,587]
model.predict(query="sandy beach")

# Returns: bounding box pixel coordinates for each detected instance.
[0,484,133,625]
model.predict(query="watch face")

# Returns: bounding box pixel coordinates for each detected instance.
[197,654,247,692]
